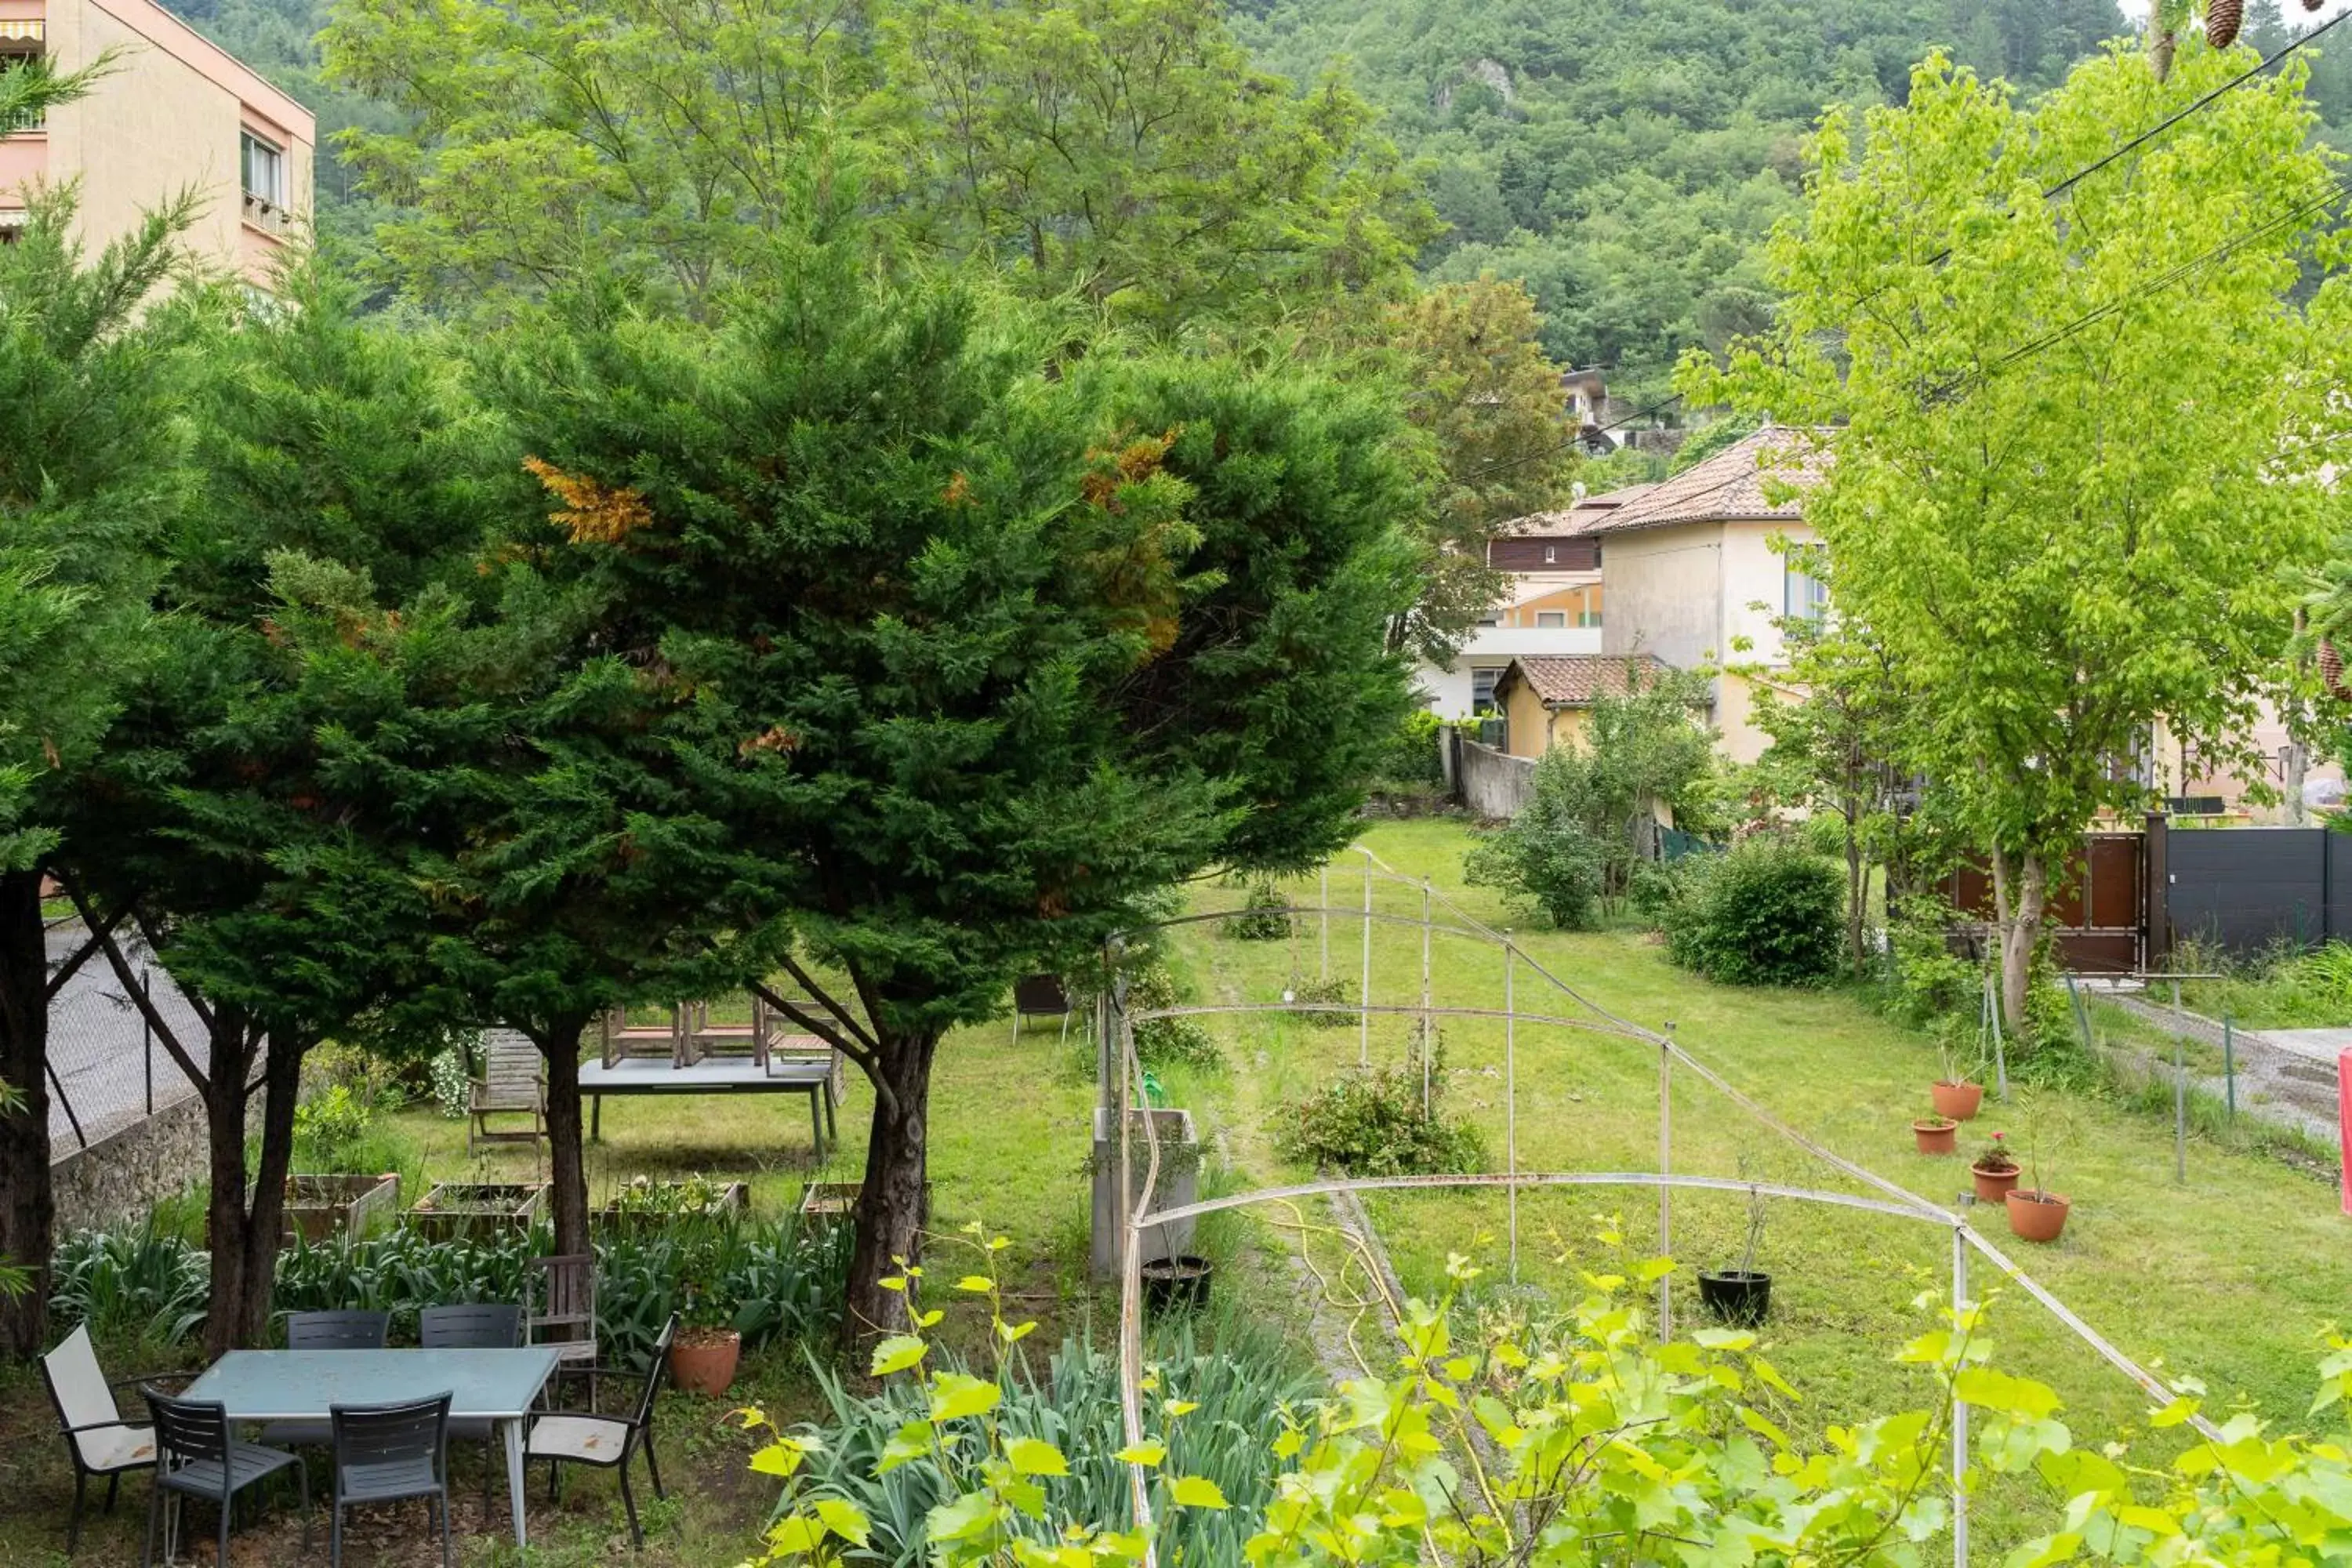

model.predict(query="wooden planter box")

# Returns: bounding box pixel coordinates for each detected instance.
[408,1181,547,1242]
[594,1180,750,1232]
[285,1173,401,1243]
[799,1181,930,1231]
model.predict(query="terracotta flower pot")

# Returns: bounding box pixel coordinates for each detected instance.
[1969,1162,2020,1205]
[2005,1189,2071,1243]
[669,1327,742,1396]
[1931,1080,1984,1121]
[1912,1120,1958,1156]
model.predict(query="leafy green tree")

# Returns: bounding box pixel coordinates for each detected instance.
[322,0,1431,330]
[1385,277,1576,658]
[1462,665,1716,928]
[1684,47,2337,1033]
[0,187,194,1358]
[473,218,1421,1337]
[57,264,518,1352]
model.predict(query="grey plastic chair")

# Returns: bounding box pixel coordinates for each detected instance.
[418,1304,521,1523]
[140,1388,306,1568]
[256,1310,392,1448]
[525,1316,675,1548]
[328,1393,453,1568]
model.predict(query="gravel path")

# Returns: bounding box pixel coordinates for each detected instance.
[2096,992,2341,1145]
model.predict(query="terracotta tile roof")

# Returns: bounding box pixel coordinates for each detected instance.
[1589,428,1828,535]
[1509,483,1658,539]
[1497,654,1672,708]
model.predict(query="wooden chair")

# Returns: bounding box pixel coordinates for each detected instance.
[467,1029,546,1158]
[525,1316,674,1549]
[598,1004,684,1068]
[524,1254,600,1386]
[40,1324,174,1555]
[1011,973,1073,1045]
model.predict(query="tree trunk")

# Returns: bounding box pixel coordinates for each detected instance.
[842,1026,939,1349]
[1989,845,2049,1041]
[0,869,52,1358]
[540,1019,590,1258]
[232,1039,303,1350]
[199,1025,252,1363]
[1845,804,1866,978]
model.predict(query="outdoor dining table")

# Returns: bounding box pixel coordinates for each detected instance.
[181,1345,562,1549]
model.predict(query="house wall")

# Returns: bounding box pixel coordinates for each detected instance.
[1598,522,1724,670]
[1411,619,1605,717]
[7,0,311,282]
[1492,578,1602,628]
[1490,537,1600,572]
[1502,677,1550,759]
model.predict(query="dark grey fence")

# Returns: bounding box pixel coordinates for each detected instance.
[2164,826,2349,953]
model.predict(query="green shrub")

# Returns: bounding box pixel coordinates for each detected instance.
[1283,974,1355,1027]
[1217,880,1292,941]
[1627,857,1697,929]
[57,1206,848,1366]
[1463,811,1609,930]
[1374,708,1446,789]
[1123,961,1224,1070]
[1272,1062,1484,1177]
[1885,894,1981,1025]
[1665,838,1844,986]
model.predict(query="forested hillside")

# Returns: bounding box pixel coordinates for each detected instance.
[163,0,2352,392]
[1230,0,2134,394]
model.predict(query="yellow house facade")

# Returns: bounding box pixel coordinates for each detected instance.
[1494,654,1674,760]
[0,0,312,285]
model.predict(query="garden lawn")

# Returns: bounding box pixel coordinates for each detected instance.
[1160,818,2352,1558]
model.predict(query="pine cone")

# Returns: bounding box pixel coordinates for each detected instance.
[2322,637,2350,702]
[2208,0,2242,48]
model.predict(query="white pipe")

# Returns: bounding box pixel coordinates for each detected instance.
[1360,857,1373,1068]
[1658,1035,1673,1342]
[1952,1223,1969,1568]
[1506,942,1518,1281]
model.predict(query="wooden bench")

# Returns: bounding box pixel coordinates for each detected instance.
[467,1028,546,1158]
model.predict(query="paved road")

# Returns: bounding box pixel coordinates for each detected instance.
[2101,993,2341,1144]
[44,920,210,1151]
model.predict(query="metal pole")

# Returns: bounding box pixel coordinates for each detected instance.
[2223,1014,2235,1120]
[1505,941,1519,1283]
[1658,1026,1673,1343]
[1359,858,1373,1069]
[1952,1223,1969,1568]
[143,969,154,1116]
[1319,866,1329,982]
[2172,978,2187,1185]
[1987,975,2009,1102]
[1421,880,1433,1116]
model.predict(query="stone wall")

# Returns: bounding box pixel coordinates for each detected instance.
[50,1092,208,1232]
[1454,734,1536,820]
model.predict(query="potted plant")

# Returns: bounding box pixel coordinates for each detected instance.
[1969,1131,2020,1205]
[1911,1112,1958,1156]
[1930,1024,1984,1121]
[668,1283,742,1396]
[2005,1106,2070,1243]
[1698,1178,1771,1327]
[1139,1254,1214,1313]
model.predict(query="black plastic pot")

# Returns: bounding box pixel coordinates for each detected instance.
[1698,1269,1771,1327]
[1141,1254,1214,1314]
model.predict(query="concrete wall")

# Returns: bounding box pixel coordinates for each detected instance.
[50,1090,206,1232]
[1599,522,1724,670]
[1457,735,1535,819]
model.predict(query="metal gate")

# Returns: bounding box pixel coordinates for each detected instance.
[1947,828,2147,975]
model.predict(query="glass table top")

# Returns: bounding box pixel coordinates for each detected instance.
[182,1347,562,1421]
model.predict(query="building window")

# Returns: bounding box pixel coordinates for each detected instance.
[241,130,286,209]
[1470,667,1501,713]
[1578,611,1603,628]
[1784,551,1828,621]
[0,50,43,135]
[1535,611,1567,629]
[1542,544,1557,564]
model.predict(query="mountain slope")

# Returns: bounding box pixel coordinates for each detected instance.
[1229,0,2129,395]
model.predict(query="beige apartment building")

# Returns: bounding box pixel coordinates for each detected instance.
[0,0,310,282]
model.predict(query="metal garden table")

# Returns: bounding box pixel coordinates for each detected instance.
[183,1346,561,1549]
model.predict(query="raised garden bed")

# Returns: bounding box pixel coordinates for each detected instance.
[285,1173,401,1243]
[595,1178,750,1231]
[408,1181,547,1242]
[799,1181,930,1230]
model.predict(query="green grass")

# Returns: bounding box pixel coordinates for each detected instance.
[1150,820,2352,1559]
[13,817,2352,1562]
